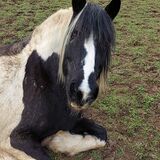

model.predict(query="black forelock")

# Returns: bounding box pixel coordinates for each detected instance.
[75,3,115,46]
[73,3,115,73]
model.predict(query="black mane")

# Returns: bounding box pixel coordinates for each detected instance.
[0,36,30,56]
[79,3,115,45]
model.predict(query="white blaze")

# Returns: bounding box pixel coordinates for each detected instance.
[79,33,95,100]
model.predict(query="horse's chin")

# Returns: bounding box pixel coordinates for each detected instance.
[70,102,88,111]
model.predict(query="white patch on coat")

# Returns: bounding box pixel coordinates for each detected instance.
[79,33,95,100]
[0,51,27,141]
[30,8,73,61]
[0,8,74,159]
[0,148,16,160]
[0,44,36,159]
[42,131,106,156]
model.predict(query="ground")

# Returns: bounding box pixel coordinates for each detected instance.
[0,0,160,159]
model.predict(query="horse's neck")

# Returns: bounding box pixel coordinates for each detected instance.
[29,8,73,61]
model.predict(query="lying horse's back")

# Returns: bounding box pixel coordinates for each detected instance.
[0,37,30,56]
[0,37,31,92]
[0,42,33,159]
[0,37,30,89]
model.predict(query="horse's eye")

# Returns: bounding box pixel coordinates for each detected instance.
[70,30,78,41]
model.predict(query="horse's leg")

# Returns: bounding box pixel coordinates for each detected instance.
[42,118,107,156]
[70,117,107,141]
[10,131,50,160]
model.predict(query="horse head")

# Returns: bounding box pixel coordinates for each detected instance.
[59,0,121,109]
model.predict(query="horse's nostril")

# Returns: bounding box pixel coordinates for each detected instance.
[70,82,77,94]
[69,82,83,105]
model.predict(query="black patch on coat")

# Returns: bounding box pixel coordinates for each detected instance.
[10,50,107,160]
[10,51,81,160]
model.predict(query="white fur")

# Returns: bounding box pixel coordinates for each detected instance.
[31,8,73,61]
[0,149,17,160]
[0,8,74,159]
[0,140,36,160]
[0,45,36,159]
[42,131,106,156]
[79,33,95,100]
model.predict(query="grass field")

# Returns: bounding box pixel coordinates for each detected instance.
[0,0,160,159]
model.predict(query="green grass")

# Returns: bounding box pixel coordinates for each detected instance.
[1,0,160,159]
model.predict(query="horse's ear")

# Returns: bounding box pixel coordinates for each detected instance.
[72,0,86,15]
[105,0,121,20]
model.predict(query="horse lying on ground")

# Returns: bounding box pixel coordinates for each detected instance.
[0,0,121,159]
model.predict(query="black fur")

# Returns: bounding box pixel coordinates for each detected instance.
[68,2,115,74]
[10,51,107,160]
[64,3,115,105]
[72,0,86,15]
[10,0,121,159]
[105,0,121,20]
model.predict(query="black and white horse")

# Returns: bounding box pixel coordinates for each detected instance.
[0,0,121,159]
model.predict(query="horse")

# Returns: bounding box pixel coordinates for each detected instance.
[0,0,121,159]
